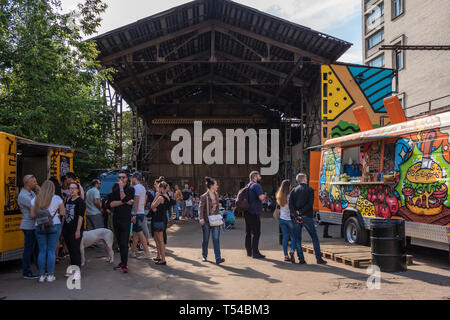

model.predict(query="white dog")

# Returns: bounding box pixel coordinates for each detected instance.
[80,228,114,266]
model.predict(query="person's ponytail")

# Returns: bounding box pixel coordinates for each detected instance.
[205,176,216,190]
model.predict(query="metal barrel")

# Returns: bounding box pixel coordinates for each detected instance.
[370,219,407,272]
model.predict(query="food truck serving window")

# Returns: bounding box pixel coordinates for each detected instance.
[342,146,362,177]
[383,143,395,175]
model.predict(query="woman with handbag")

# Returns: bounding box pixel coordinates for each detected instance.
[150,181,170,265]
[276,179,296,263]
[30,180,66,283]
[199,177,225,265]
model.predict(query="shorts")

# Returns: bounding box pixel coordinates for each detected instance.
[152,221,165,232]
[132,215,145,233]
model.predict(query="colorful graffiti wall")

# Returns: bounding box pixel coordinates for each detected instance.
[321,64,395,143]
[318,114,450,226]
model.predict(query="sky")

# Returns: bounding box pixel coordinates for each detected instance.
[60,0,363,64]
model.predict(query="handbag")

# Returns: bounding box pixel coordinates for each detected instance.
[273,205,281,220]
[206,194,223,227]
[36,208,57,232]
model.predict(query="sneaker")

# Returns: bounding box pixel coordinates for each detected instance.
[317,258,328,265]
[252,253,266,259]
[289,251,296,264]
[323,235,332,238]
[114,264,123,270]
[216,258,225,265]
[121,265,129,273]
[202,257,207,262]
[39,275,46,283]
[23,273,39,279]
[137,254,151,260]
[46,274,56,282]
[298,259,307,264]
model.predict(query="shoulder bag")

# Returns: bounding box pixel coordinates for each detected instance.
[273,205,281,221]
[36,208,58,232]
[207,194,223,227]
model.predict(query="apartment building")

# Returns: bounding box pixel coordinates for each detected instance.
[362,0,450,116]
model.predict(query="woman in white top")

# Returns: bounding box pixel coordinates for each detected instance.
[30,180,66,283]
[276,179,296,263]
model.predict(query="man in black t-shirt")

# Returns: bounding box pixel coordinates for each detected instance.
[110,171,135,273]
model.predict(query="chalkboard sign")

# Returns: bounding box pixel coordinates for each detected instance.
[60,156,71,178]
[367,144,381,173]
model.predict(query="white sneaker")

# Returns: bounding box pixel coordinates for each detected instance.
[138,253,151,260]
[46,274,56,282]
[39,275,46,283]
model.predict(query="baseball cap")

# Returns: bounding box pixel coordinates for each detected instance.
[132,171,142,180]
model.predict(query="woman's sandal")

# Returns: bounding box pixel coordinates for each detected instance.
[155,260,166,265]
[153,258,161,262]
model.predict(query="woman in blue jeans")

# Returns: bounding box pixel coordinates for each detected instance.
[276,179,296,263]
[30,180,66,283]
[199,177,225,265]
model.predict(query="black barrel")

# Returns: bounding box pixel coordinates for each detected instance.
[370,219,407,272]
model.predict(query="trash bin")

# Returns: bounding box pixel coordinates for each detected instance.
[370,219,407,272]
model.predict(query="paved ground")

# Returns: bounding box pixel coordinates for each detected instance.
[0,213,449,300]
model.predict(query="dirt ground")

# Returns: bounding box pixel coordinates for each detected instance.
[0,213,449,300]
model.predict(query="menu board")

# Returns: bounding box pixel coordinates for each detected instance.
[367,144,381,173]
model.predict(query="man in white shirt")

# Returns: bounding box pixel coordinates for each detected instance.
[129,172,151,259]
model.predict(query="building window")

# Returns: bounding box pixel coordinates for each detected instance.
[366,3,384,32]
[392,0,404,19]
[367,29,384,49]
[368,54,385,67]
[395,49,403,70]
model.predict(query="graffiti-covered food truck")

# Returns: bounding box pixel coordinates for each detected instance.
[0,132,74,262]
[316,111,450,254]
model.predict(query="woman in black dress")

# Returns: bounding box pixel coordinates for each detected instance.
[150,181,170,265]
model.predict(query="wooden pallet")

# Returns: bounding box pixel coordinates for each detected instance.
[301,243,413,268]
[334,252,372,268]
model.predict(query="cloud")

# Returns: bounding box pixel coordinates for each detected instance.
[235,0,361,32]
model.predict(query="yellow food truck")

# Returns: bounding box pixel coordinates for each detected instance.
[0,132,74,262]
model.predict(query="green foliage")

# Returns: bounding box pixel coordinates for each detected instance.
[0,0,114,181]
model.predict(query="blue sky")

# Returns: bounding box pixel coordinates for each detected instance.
[61,0,363,64]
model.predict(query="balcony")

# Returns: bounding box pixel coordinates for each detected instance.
[364,0,383,12]
[366,15,384,34]
[366,41,384,59]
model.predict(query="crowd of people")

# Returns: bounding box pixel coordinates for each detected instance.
[17,169,327,283]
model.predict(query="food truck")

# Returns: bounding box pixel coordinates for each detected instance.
[314,106,450,254]
[0,132,74,262]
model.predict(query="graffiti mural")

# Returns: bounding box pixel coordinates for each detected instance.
[319,114,450,226]
[321,64,395,143]
[4,135,20,216]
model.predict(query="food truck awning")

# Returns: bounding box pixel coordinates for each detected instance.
[16,138,73,153]
[323,111,450,148]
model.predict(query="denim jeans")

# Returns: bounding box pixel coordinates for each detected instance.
[35,224,61,275]
[279,219,296,257]
[293,216,322,261]
[22,229,38,275]
[175,202,181,219]
[202,222,221,260]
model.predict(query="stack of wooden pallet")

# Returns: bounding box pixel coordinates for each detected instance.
[301,242,413,268]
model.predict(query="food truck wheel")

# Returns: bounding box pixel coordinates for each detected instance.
[344,217,369,245]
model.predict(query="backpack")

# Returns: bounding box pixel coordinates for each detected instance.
[235,183,252,213]
[36,208,57,232]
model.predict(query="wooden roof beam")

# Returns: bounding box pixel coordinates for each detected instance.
[101,21,213,63]
[213,21,330,64]
[118,51,210,86]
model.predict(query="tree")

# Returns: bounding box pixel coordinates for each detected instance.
[0,0,114,180]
